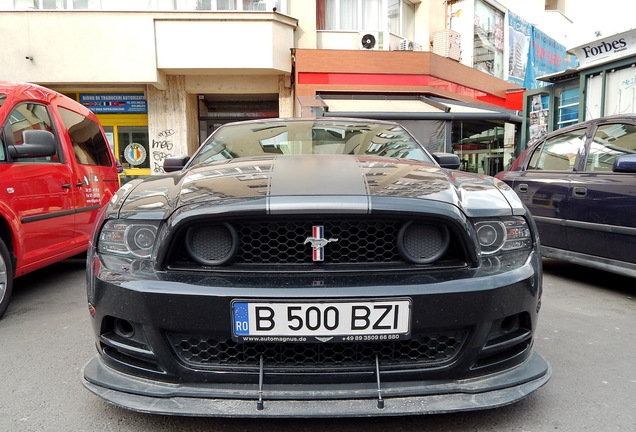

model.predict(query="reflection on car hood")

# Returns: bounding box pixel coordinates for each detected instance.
[115,155,520,219]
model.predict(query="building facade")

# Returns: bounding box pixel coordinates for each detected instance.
[0,0,573,180]
[522,28,636,148]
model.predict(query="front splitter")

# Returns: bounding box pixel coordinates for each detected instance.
[81,352,551,418]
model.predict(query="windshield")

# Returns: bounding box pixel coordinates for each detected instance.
[188,119,433,166]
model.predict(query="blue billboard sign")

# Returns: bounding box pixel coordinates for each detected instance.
[508,12,578,89]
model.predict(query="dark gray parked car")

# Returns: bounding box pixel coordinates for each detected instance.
[497,115,636,278]
[82,118,549,417]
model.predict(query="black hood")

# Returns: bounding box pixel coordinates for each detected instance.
[112,155,523,219]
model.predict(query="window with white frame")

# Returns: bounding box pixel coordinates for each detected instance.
[557,87,579,129]
[3,0,282,11]
[388,0,414,37]
[321,0,414,38]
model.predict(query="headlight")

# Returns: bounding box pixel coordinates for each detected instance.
[475,216,532,255]
[98,220,159,259]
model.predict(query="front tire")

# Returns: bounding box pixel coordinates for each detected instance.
[0,238,14,319]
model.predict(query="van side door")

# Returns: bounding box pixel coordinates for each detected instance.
[55,107,120,247]
[0,102,75,275]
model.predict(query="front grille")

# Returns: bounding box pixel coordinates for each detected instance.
[168,217,466,269]
[167,330,469,372]
[237,220,400,264]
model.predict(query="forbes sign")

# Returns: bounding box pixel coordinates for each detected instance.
[571,29,636,67]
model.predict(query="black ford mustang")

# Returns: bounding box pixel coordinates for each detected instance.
[82,118,550,417]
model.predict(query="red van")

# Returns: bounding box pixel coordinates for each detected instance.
[0,82,120,318]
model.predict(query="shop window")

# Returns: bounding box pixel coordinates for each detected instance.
[604,65,636,116]
[586,123,636,171]
[557,87,579,129]
[527,128,586,171]
[119,126,150,170]
[452,120,515,176]
[528,93,550,145]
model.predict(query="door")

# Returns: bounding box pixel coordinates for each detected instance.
[511,127,587,251]
[118,126,150,178]
[99,116,149,185]
[56,106,120,246]
[0,102,75,272]
[565,122,636,264]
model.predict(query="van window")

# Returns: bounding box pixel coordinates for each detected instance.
[58,107,112,166]
[527,128,586,171]
[586,123,636,171]
[2,102,60,162]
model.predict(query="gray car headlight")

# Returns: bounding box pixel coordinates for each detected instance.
[98,220,159,259]
[475,216,532,255]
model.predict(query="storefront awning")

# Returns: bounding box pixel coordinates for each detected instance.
[318,95,522,123]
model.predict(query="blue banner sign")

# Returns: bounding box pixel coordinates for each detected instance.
[508,12,578,89]
[80,93,147,113]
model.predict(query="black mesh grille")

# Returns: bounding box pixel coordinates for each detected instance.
[236,220,400,264]
[167,217,468,270]
[187,224,235,264]
[400,223,449,263]
[167,331,469,372]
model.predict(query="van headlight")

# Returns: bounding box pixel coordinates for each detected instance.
[474,216,532,255]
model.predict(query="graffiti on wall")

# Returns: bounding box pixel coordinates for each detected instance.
[152,129,176,173]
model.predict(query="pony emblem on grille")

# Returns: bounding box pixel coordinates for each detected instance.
[304,225,338,261]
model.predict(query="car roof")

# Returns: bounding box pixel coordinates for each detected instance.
[0,80,99,119]
[543,114,636,139]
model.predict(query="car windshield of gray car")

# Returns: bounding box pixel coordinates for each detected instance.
[188,120,432,165]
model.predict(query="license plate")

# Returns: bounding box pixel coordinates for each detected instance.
[232,299,411,343]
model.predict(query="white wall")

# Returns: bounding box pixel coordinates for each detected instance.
[0,11,297,86]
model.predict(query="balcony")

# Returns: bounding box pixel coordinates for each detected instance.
[1,11,297,86]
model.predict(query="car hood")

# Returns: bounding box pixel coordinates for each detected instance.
[113,155,523,219]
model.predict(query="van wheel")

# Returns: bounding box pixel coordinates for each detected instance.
[0,238,14,319]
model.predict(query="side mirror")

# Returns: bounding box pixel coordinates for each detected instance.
[8,130,57,159]
[163,156,190,172]
[432,152,461,170]
[613,154,636,173]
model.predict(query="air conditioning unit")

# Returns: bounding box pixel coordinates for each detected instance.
[397,39,423,51]
[433,29,461,61]
[359,32,379,50]
[399,38,414,51]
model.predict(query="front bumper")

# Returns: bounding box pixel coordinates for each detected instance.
[83,248,548,417]
[82,351,550,417]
